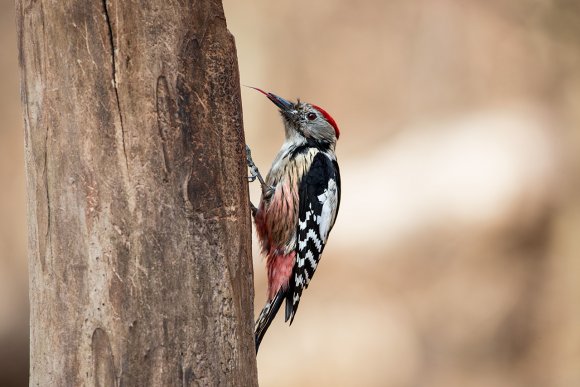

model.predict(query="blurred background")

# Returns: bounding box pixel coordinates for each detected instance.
[1,0,580,386]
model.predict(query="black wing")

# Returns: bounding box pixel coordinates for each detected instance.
[285,152,341,323]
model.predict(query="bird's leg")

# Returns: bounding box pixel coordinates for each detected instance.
[250,201,258,218]
[246,145,269,218]
[246,144,266,186]
[246,145,274,197]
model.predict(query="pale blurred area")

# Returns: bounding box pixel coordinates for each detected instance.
[0,0,29,386]
[1,0,580,386]
[225,0,580,386]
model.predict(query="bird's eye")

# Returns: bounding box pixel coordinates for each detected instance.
[306,112,317,121]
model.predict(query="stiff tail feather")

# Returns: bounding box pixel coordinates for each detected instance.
[285,288,300,325]
[255,290,285,353]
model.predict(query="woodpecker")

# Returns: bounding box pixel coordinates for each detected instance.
[246,87,341,352]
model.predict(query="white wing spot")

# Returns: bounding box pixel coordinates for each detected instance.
[298,210,313,230]
[298,229,322,252]
[304,249,318,270]
[317,179,338,242]
[297,255,306,267]
[295,273,304,287]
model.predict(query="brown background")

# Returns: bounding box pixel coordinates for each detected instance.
[1,0,580,386]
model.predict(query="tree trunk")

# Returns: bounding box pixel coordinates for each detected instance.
[17,0,258,385]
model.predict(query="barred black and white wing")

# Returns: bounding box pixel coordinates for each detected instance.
[285,152,341,323]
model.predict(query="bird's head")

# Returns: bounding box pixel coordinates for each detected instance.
[249,87,340,148]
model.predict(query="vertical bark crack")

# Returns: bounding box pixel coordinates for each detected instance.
[102,0,128,168]
[155,75,172,180]
[44,125,51,270]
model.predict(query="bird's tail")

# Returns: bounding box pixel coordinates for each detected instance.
[255,290,285,353]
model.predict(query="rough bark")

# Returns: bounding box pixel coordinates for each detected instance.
[17,0,258,385]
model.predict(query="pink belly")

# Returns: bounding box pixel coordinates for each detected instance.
[266,251,296,299]
[254,179,298,252]
[254,179,299,300]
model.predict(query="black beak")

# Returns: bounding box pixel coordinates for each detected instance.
[246,86,294,112]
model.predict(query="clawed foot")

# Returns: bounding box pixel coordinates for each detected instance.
[250,201,258,218]
[246,145,273,195]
